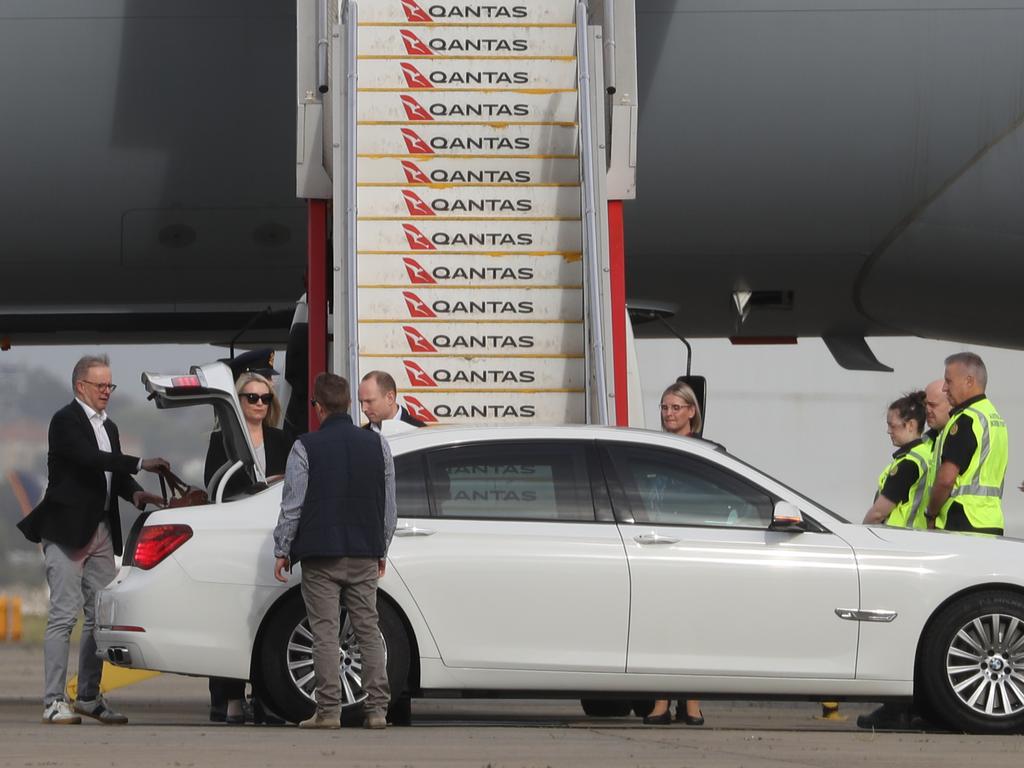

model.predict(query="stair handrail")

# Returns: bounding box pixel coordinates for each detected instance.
[342,0,360,420]
[576,2,610,425]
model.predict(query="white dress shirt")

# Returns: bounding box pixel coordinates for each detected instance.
[76,398,112,508]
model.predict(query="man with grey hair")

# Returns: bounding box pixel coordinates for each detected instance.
[924,352,1008,534]
[18,354,169,724]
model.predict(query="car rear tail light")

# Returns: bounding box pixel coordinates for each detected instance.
[133,524,193,570]
[170,375,202,388]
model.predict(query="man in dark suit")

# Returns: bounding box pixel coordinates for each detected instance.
[357,370,426,432]
[18,354,169,725]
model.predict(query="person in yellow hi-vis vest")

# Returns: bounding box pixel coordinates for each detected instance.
[925,352,1008,535]
[863,391,932,528]
[923,379,952,451]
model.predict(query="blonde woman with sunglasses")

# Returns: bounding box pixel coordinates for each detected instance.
[203,371,292,724]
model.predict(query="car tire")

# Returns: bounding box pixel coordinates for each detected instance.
[257,592,411,724]
[580,698,632,717]
[919,590,1024,734]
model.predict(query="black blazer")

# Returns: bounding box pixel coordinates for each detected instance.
[362,405,426,430]
[204,425,291,498]
[17,401,142,556]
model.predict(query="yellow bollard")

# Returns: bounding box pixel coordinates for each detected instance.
[817,701,847,721]
[10,597,22,642]
[0,593,7,641]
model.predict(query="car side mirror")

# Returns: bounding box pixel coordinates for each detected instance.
[769,501,805,532]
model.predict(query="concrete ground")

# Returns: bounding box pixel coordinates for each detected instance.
[1,645,1022,767]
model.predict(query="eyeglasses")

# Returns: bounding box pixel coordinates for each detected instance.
[241,392,273,405]
[310,398,318,407]
[660,403,692,413]
[83,381,117,393]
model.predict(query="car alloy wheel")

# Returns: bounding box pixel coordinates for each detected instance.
[285,610,388,709]
[920,590,1024,734]
[944,612,1024,718]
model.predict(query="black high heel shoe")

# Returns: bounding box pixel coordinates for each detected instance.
[677,708,704,726]
[642,710,673,725]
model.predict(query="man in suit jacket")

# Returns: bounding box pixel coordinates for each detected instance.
[18,354,169,725]
[357,370,426,432]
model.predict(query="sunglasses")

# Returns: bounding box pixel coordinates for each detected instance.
[241,392,273,405]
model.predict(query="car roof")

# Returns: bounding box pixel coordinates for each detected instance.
[383,424,726,458]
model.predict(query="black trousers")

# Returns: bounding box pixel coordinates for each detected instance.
[209,676,246,708]
[945,505,1003,536]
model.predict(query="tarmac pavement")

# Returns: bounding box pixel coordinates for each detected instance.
[2,645,1023,767]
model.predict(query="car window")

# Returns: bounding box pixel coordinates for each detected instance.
[606,444,774,528]
[395,453,429,518]
[425,442,595,522]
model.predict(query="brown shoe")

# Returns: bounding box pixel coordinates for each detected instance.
[299,711,341,730]
[363,712,387,729]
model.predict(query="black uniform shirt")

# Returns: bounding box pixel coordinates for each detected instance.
[880,438,924,505]
[940,394,986,474]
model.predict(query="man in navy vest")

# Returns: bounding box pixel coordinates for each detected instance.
[272,373,396,729]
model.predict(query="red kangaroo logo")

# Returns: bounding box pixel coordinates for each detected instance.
[400,128,434,154]
[402,325,438,352]
[401,0,433,22]
[402,257,436,284]
[402,224,436,251]
[401,189,435,217]
[400,160,431,184]
[400,30,433,56]
[403,396,439,423]
[403,360,438,388]
[400,62,433,89]
[402,291,437,317]
[400,95,434,121]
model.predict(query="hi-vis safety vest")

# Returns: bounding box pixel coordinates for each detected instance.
[876,442,932,529]
[930,396,1008,530]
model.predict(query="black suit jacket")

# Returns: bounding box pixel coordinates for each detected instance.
[17,401,142,556]
[204,425,291,497]
[362,406,426,430]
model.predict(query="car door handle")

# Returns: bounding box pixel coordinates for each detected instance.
[394,525,436,537]
[633,533,679,545]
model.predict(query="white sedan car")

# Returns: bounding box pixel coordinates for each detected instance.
[96,362,1024,733]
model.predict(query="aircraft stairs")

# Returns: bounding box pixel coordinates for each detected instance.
[321,0,616,425]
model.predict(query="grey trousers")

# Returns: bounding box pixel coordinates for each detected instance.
[300,557,389,717]
[42,522,116,706]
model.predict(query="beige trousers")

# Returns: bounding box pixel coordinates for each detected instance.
[299,557,389,717]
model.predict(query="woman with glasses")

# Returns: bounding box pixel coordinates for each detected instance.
[863,391,931,529]
[203,371,291,724]
[643,381,704,726]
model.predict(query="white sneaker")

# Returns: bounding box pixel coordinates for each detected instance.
[74,695,129,725]
[42,698,81,725]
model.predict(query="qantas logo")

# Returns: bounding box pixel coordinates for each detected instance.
[400,128,434,154]
[400,160,431,184]
[402,224,436,251]
[401,0,433,22]
[403,360,438,388]
[400,62,433,89]
[402,257,436,284]
[403,396,439,423]
[401,190,435,217]
[402,291,436,317]
[402,325,438,352]
[400,29,433,56]
[400,95,434,121]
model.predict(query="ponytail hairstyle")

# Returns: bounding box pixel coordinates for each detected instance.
[888,390,926,435]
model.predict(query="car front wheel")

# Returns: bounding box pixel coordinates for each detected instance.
[257,592,410,724]
[919,590,1024,734]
